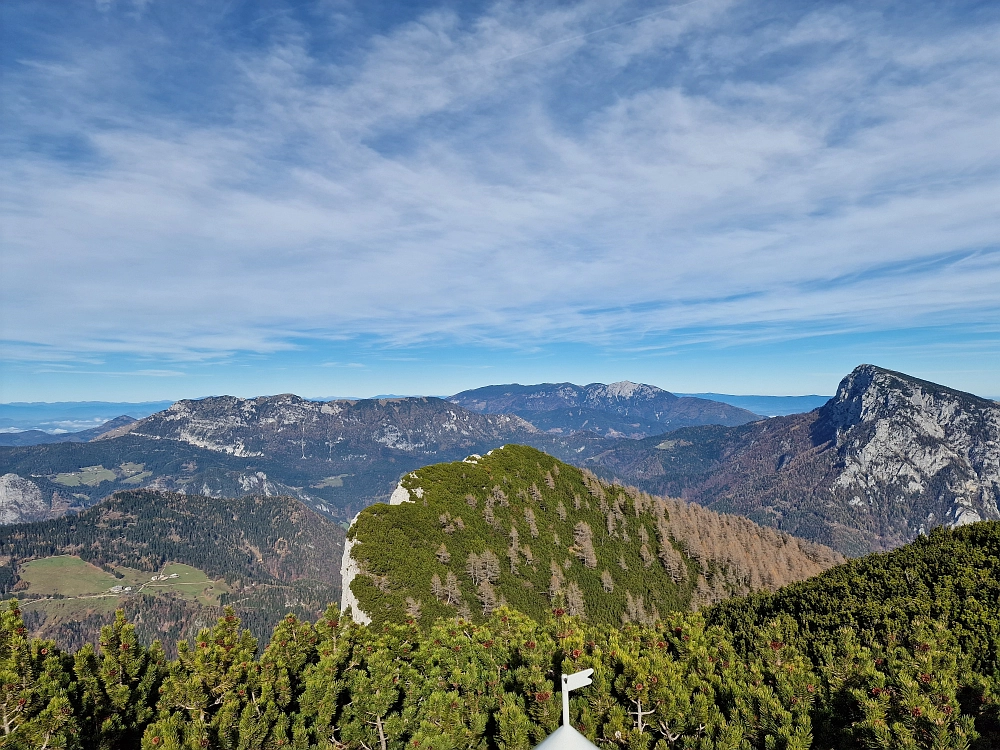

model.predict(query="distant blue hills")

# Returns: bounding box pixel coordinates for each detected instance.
[675,393,832,417]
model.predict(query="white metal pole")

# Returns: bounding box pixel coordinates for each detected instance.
[562,674,570,726]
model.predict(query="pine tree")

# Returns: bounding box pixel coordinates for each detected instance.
[0,600,78,750]
[73,609,165,749]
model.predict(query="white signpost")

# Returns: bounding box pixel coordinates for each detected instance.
[534,669,599,750]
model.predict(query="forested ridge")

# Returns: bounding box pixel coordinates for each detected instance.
[347,446,841,627]
[3,521,999,749]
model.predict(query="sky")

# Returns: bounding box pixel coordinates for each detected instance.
[2,0,998,403]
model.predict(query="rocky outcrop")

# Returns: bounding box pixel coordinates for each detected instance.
[587,365,1000,556]
[0,474,49,524]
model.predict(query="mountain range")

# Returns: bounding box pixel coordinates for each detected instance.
[1,366,997,559]
[0,415,137,447]
[0,385,757,526]
[449,381,761,436]
[587,365,1000,555]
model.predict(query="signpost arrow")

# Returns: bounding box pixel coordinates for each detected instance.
[561,668,594,726]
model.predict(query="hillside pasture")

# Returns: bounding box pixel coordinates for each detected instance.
[53,464,117,487]
[19,555,119,596]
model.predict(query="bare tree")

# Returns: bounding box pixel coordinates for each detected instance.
[481,549,501,583]
[572,521,598,568]
[443,571,461,605]
[508,525,520,574]
[436,543,451,564]
[478,580,498,616]
[566,582,586,619]
[548,560,564,601]
[491,485,509,507]
[405,597,422,619]
[431,573,445,601]
[556,501,568,522]
[524,508,539,538]
[466,552,483,585]
[465,493,478,508]
[601,570,615,593]
[544,471,556,489]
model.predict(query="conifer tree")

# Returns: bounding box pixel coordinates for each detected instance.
[74,609,165,749]
[0,600,78,749]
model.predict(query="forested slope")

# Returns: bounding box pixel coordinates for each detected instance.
[345,445,842,627]
[0,490,343,652]
[707,520,1000,674]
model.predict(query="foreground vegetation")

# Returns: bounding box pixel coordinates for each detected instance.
[4,522,999,750]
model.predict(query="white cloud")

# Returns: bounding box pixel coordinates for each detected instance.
[2,0,998,362]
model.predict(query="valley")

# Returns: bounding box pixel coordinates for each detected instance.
[0,489,343,653]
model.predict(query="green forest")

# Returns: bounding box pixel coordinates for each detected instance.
[347,446,841,626]
[3,521,998,750]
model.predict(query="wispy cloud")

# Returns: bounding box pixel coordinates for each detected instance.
[1,0,998,366]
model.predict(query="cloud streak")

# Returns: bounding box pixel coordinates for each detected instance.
[2,0,998,367]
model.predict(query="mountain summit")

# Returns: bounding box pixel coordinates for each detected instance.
[586,365,1000,555]
[450,381,760,437]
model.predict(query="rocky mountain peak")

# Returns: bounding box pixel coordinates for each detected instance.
[817,364,998,446]
[585,380,667,402]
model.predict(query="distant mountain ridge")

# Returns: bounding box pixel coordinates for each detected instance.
[585,365,1000,555]
[0,396,561,526]
[100,394,537,458]
[0,400,173,433]
[450,380,760,437]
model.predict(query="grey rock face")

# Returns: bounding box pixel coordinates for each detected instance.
[820,364,1000,536]
[0,474,49,525]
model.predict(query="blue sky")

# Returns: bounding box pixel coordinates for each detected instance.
[2,0,998,402]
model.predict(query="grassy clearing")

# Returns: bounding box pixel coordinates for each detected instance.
[119,462,145,475]
[139,563,227,605]
[312,474,350,488]
[20,556,119,596]
[19,557,224,605]
[53,465,117,487]
[122,471,153,484]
